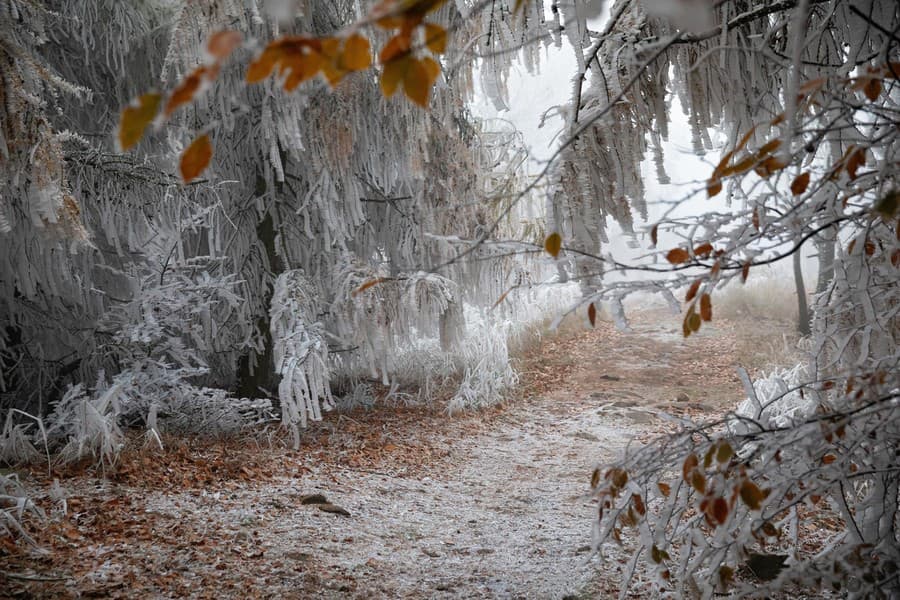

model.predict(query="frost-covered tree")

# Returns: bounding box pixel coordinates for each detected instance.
[0,0,554,457]
[532,0,899,597]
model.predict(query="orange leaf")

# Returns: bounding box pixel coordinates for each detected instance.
[341,33,372,71]
[491,286,516,309]
[207,30,242,62]
[657,482,671,497]
[822,454,837,464]
[424,23,447,54]
[754,156,788,178]
[380,33,411,63]
[632,494,646,516]
[666,248,690,264]
[179,134,213,183]
[283,52,324,91]
[403,57,432,106]
[381,55,409,97]
[420,56,440,84]
[165,66,215,118]
[700,293,712,321]
[118,93,161,150]
[352,277,390,296]
[544,232,562,258]
[686,279,701,302]
[247,44,284,83]
[693,242,713,258]
[791,172,811,196]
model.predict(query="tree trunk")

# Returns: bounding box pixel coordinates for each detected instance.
[794,248,811,336]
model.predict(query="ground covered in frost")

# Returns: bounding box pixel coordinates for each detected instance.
[2,310,789,598]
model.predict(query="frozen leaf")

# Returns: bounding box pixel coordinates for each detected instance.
[693,243,713,258]
[424,23,447,54]
[666,248,690,264]
[657,482,671,497]
[682,454,698,482]
[740,480,764,510]
[352,277,389,296]
[544,232,562,258]
[685,279,701,302]
[403,57,432,107]
[791,172,811,196]
[341,34,372,71]
[206,30,242,62]
[118,93,161,150]
[699,293,712,321]
[179,134,212,182]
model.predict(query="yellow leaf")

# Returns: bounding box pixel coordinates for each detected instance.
[206,30,242,62]
[544,232,562,258]
[179,134,213,183]
[791,172,811,196]
[424,23,447,54]
[403,57,432,106]
[283,52,324,91]
[341,33,371,71]
[118,93,161,151]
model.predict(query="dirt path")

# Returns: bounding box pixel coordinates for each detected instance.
[4,310,778,599]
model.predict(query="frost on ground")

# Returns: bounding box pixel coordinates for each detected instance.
[2,310,773,599]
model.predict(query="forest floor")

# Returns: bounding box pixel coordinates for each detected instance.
[1,308,796,599]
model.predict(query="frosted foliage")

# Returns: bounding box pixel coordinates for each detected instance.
[2,0,553,456]
[270,270,332,448]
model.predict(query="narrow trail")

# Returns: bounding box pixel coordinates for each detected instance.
[4,310,782,599]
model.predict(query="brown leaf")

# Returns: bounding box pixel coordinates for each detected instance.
[650,224,658,246]
[544,232,562,258]
[207,30,242,62]
[700,293,712,321]
[588,303,597,327]
[666,248,690,264]
[707,179,723,198]
[863,76,883,101]
[716,441,734,464]
[689,312,702,332]
[757,138,782,156]
[179,134,213,182]
[693,242,713,258]
[682,454,699,482]
[317,503,351,517]
[632,494,646,516]
[740,480,764,510]
[380,32,411,63]
[691,471,706,494]
[685,279,702,302]
[791,172,811,196]
[657,482,671,497]
[847,147,866,180]
[118,93,161,150]
[742,262,751,283]
[712,497,728,525]
[590,468,601,488]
